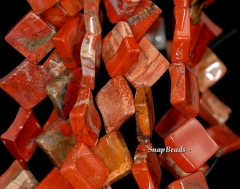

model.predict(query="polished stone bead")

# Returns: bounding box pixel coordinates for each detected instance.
[132,143,161,189]
[102,21,133,67]
[189,21,202,57]
[46,68,82,119]
[125,36,169,88]
[189,0,206,24]
[0,59,52,110]
[5,11,55,64]
[43,108,59,131]
[169,63,200,118]
[167,171,209,189]
[80,33,101,89]
[206,124,240,157]
[164,117,219,172]
[154,106,187,139]
[103,0,140,23]
[127,0,162,42]
[158,152,209,179]
[36,118,76,167]
[60,142,110,189]
[197,47,227,93]
[41,3,70,31]
[199,89,232,125]
[135,86,155,143]
[59,0,84,16]
[95,76,135,133]
[69,87,101,147]
[105,37,140,78]
[90,131,133,187]
[0,160,38,189]
[36,167,74,189]
[27,0,59,15]
[52,14,85,69]
[171,6,190,64]
[173,0,190,7]
[1,107,42,162]
[43,49,66,78]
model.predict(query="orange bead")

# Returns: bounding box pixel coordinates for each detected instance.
[52,14,85,69]
[173,0,190,7]
[60,0,84,16]
[95,76,135,133]
[1,107,42,162]
[27,0,59,15]
[69,87,101,147]
[90,131,133,187]
[0,59,52,110]
[125,36,169,88]
[60,142,110,189]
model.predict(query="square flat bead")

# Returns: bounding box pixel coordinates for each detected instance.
[0,59,52,110]
[154,106,187,139]
[197,47,227,93]
[1,107,42,162]
[95,76,135,133]
[171,7,190,64]
[169,63,200,117]
[199,89,232,125]
[43,49,66,78]
[52,14,85,69]
[69,87,101,147]
[164,117,219,172]
[46,68,82,119]
[206,124,240,157]
[135,86,155,143]
[41,3,70,31]
[60,0,84,16]
[127,0,162,42]
[132,143,162,189]
[36,167,74,189]
[36,118,76,167]
[103,0,140,23]
[105,37,140,78]
[60,142,110,189]
[5,11,55,64]
[158,152,209,179]
[125,36,169,88]
[167,171,209,189]
[90,131,133,187]
[27,0,59,15]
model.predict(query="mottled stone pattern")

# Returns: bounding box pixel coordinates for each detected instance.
[135,86,155,143]
[164,118,219,173]
[36,119,76,167]
[0,59,52,110]
[127,0,162,42]
[41,3,70,31]
[171,6,190,64]
[60,142,109,189]
[27,0,59,15]
[52,14,85,69]
[70,87,101,147]
[197,47,227,92]
[5,10,55,64]
[169,63,199,118]
[158,152,209,179]
[132,143,161,189]
[206,124,240,157]
[95,76,135,133]
[43,49,66,78]
[36,167,74,189]
[46,68,82,119]
[199,89,231,125]
[167,171,209,189]
[60,0,84,16]
[125,36,169,88]
[90,131,133,187]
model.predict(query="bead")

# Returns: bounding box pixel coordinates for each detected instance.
[95,76,135,133]
[59,0,84,16]
[164,117,219,172]
[125,36,169,88]
[173,0,190,7]
[27,0,59,15]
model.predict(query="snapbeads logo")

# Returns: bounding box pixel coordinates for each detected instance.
[148,146,186,154]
